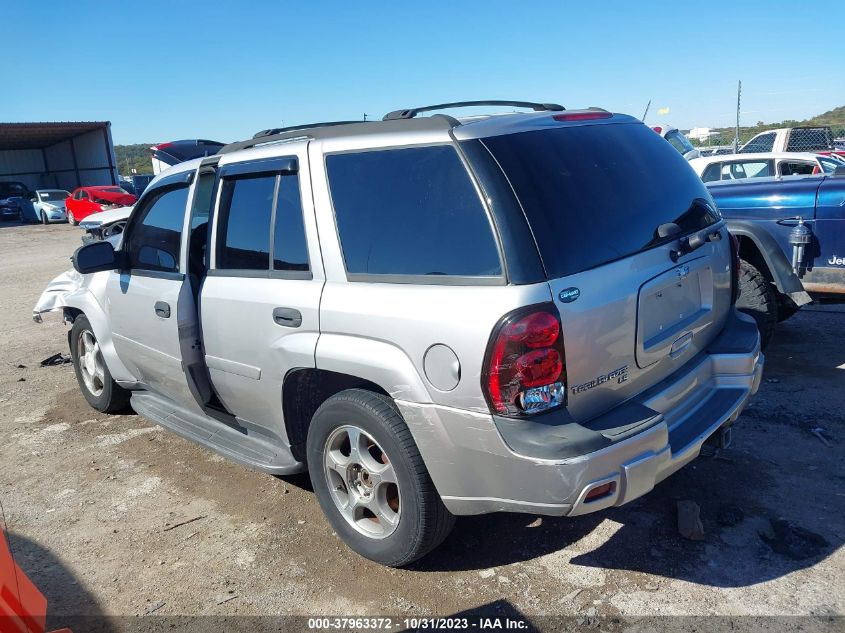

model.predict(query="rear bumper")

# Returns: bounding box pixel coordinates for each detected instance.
[399,310,763,517]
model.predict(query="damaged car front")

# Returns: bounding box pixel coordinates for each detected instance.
[33,232,122,322]
[79,205,133,243]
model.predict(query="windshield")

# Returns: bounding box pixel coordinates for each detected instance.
[100,187,130,194]
[819,156,843,173]
[38,190,70,201]
[481,122,719,278]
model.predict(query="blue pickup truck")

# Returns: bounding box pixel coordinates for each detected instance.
[708,169,845,345]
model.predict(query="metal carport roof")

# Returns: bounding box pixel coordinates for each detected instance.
[0,122,110,150]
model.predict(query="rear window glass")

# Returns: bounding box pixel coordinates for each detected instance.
[665,130,695,155]
[482,122,718,278]
[327,146,501,278]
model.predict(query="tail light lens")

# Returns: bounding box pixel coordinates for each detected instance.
[729,232,741,304]
[482,305,567,417]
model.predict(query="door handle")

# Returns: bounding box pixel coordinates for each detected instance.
[272,307,302,328]
[154,301,171,318]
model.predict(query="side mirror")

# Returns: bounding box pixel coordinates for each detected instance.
[72,241,119,274]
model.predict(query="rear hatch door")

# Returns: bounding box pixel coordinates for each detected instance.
[480,117,734,422]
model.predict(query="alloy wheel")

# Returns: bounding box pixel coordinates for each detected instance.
[77,329,105,397]
[323,425,401,539]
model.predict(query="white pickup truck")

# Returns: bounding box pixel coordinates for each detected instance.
[739,126,844,157]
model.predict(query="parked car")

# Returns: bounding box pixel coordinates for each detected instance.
[651,125,701,160]
[690,152,844,182]
[708,169,845,345]
[0,180,30,221]
[65,186,136,225]
[35,102,763,567]
[739,126,845,159]
[24,189,70,224]
[150,139,225,174]
[79,205,133,242]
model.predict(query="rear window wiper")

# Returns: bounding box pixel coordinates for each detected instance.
[661,223,722,262]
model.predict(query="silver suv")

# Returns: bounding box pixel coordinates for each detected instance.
[35,101,764,566]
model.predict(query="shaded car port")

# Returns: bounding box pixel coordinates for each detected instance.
[0,122,119,218]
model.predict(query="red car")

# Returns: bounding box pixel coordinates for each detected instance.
[65,186,136,226]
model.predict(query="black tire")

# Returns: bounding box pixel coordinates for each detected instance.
[68,211,77,226]
[776,293,801,323]
[69,315,130,413]
[736,260,778,349]
[307,389,454,567]
[41,211,48,225]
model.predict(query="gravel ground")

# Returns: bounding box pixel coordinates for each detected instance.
[1,222,843,631]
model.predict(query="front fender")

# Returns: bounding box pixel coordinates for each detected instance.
[727,219,812,306]
[32,269,135,383]
[315,334,432,403]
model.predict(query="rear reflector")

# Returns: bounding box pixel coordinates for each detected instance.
[585,482,615,502]
[553,111,612,122]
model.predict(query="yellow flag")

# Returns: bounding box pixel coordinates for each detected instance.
[657,107,670,115]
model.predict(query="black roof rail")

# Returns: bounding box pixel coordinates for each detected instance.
[383,100,565,121]
[218,117,456,155]
[252,120,364,139]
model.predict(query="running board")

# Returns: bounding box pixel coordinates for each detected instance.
[130,391,305,475]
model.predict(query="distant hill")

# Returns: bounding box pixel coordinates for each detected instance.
[692,105,845,147]
[114,143,153,176]
[805,105,845,127]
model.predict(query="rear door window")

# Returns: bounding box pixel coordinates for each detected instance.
[216,174,276,270]
[741,132,776,153]
[779,161,816,176]
[481,122,718,279]
[326,146,501,278]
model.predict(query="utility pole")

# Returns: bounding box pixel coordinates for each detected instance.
[734,80,741,153]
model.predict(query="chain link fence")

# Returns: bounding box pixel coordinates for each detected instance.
[687,125,845,156]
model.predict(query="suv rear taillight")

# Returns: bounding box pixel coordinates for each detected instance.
[482,304,567,417]
[729,232,741,304]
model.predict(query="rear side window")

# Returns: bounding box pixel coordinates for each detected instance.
[126,186,189,273]
[701,163,722,182]
[482,122,718,279]
[217,174,276,270]
[326,146,501,278]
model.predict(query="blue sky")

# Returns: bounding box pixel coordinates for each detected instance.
[3,1,843,144]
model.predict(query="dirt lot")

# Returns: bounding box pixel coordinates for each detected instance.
[1,222,843,630]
